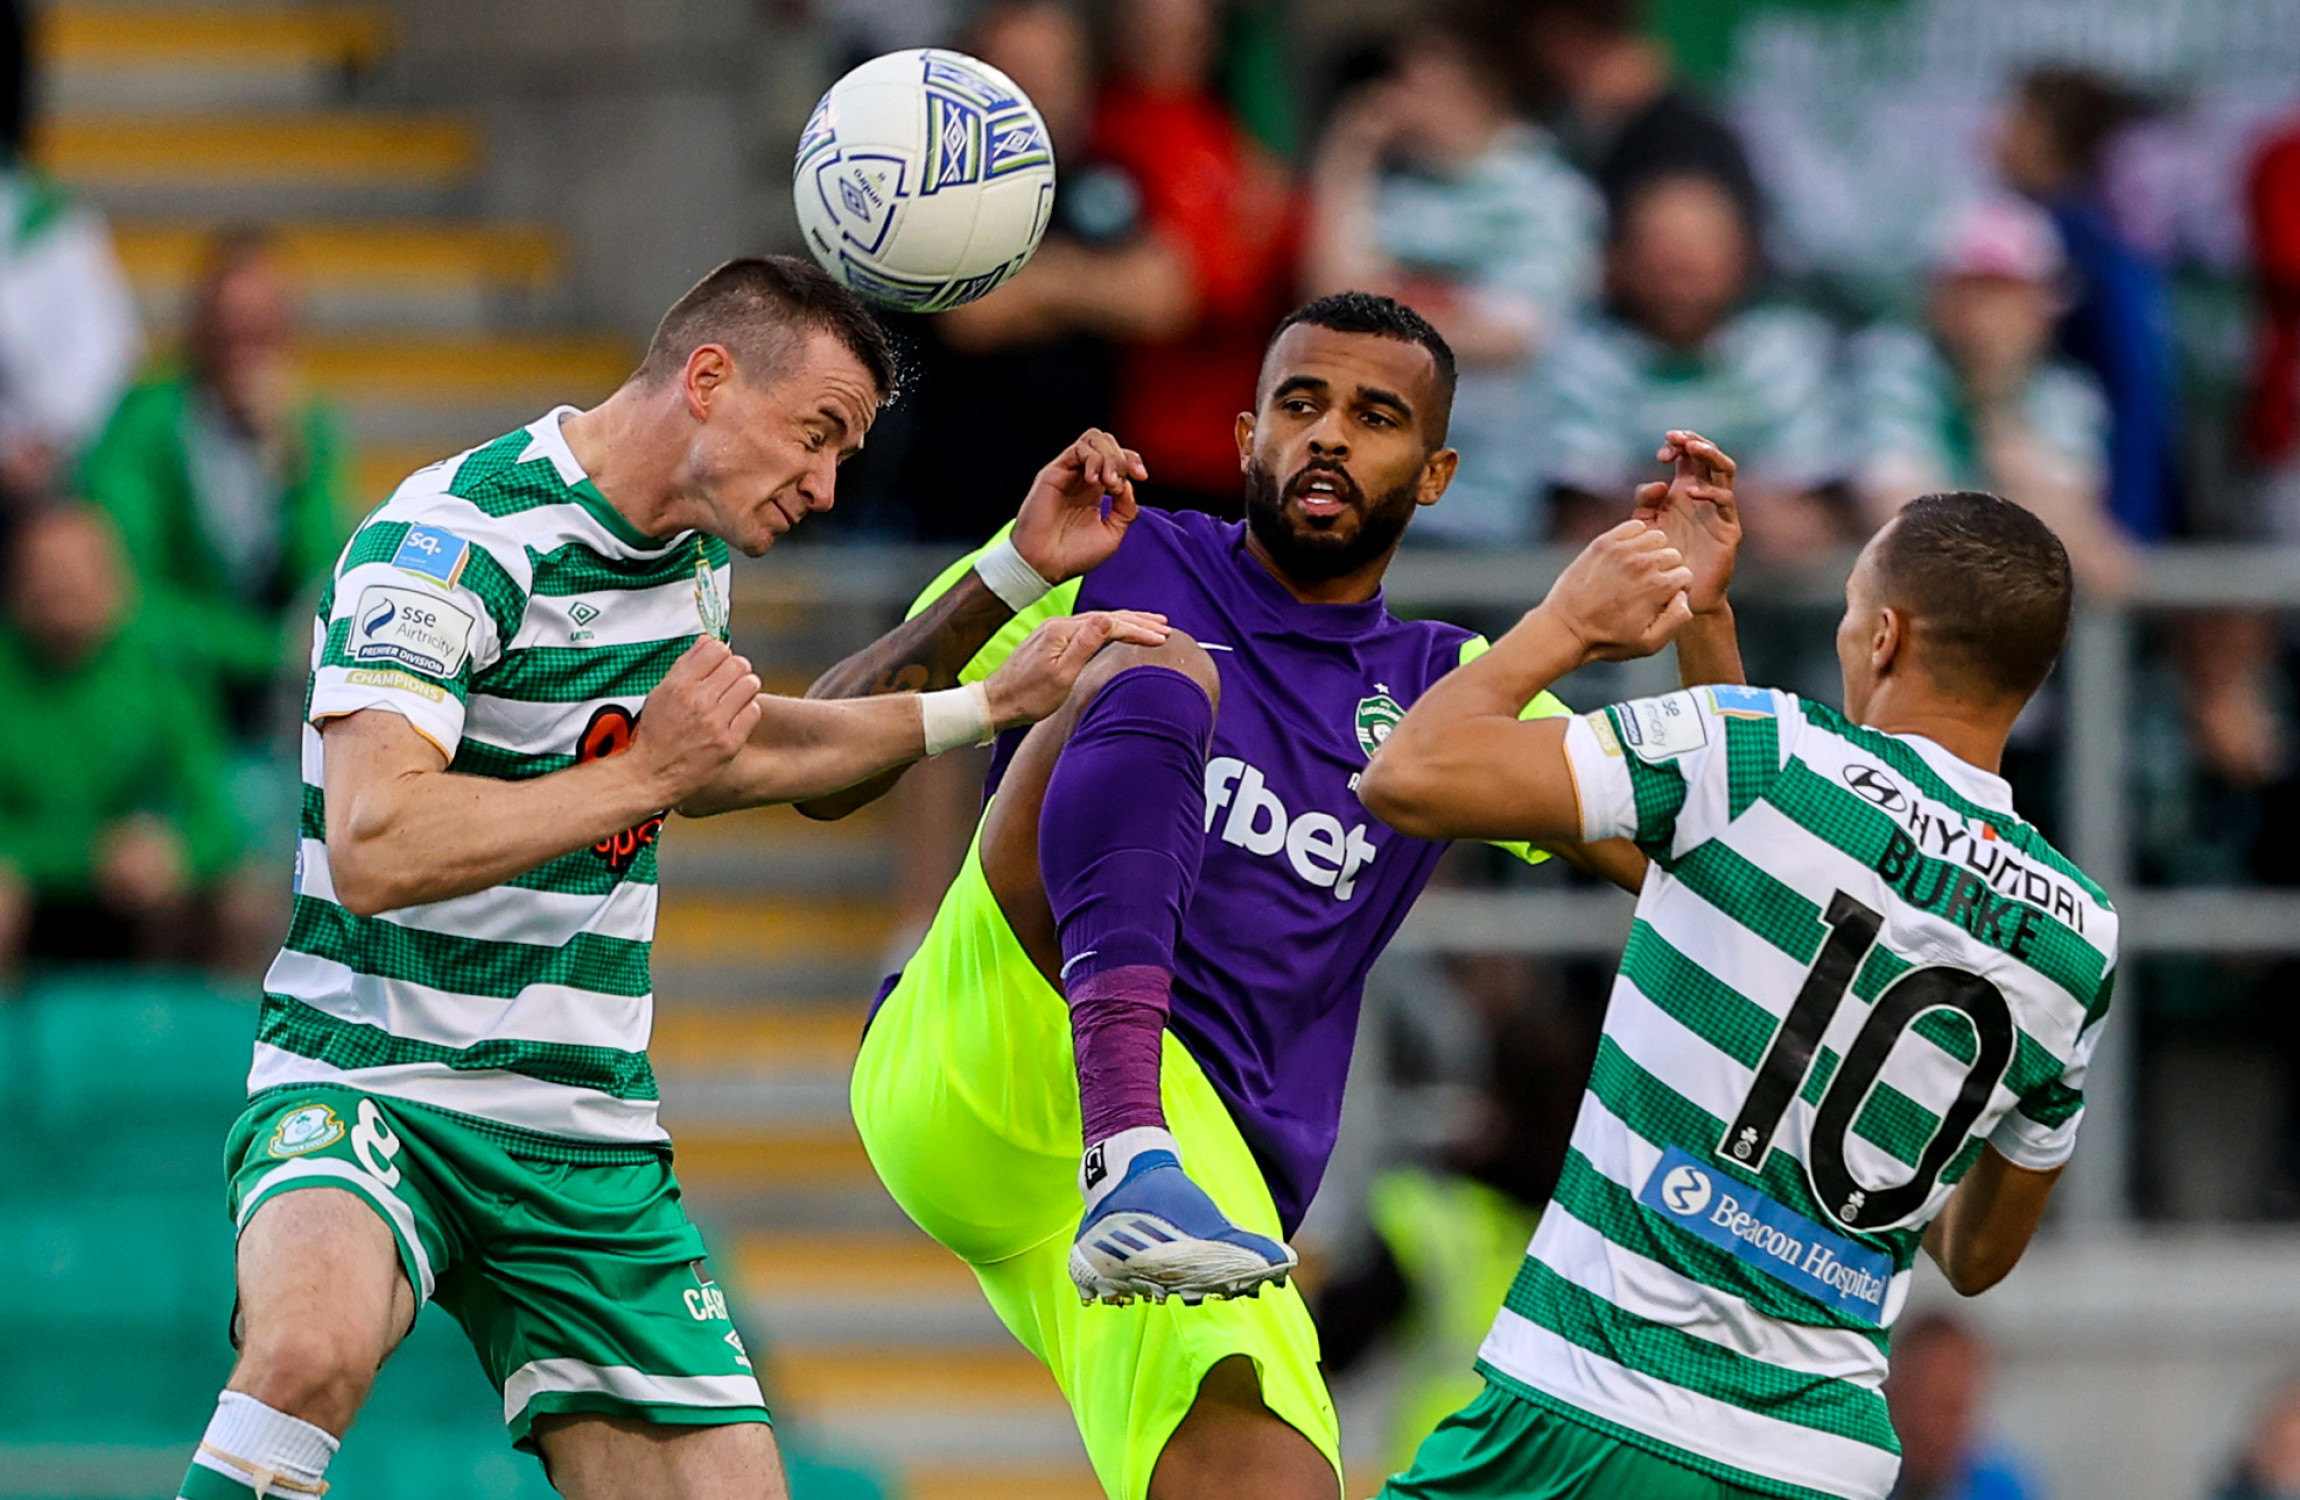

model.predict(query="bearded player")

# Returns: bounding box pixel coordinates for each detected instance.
[799,292,1741,1500]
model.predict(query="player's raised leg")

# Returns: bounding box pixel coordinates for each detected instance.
[975,631,1298,1305]
[974,635,1332,1498]
[180,1190,413,1500]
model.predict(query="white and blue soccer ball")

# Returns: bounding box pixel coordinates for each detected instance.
[793,48,1058,313]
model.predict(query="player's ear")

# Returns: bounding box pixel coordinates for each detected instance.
[1235,411,1255,467]
[683,343,734,422]
[1416,447,1458,508]
[1872,605,1907,678]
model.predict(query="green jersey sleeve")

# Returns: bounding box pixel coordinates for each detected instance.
[1456,635,1572,866]
[906,522,1083,684]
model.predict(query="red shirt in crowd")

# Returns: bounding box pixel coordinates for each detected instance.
[1091,80,1301,501]
[2247,111,2300,464]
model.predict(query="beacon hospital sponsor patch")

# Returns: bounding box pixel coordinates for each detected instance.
[1639,1144,1893,1324]
[354,585,477,678]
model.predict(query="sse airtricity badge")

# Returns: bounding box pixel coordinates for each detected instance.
[268,1104,346,1158]
[1355,689,1404,760]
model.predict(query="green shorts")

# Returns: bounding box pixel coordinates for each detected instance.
[1384,1383,1776,1500]
[852,834,1341,1500]
[226,1084,770,1449]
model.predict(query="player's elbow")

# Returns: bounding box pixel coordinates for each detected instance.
[326,814,417,916]
[1939,1243,2020,1297]
[326,853,400,918]
[1357,751,1450,840]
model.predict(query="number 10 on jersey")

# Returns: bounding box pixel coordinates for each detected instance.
[1719,892,2018,1233]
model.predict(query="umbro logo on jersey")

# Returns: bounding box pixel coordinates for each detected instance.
[1841,764,1908,812]
[569,600,600,643]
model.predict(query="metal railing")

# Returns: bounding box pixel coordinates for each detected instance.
[738,541,2300,1226]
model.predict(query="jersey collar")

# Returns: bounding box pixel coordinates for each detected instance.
[1897,733,2015,815]
[522,405,684,555]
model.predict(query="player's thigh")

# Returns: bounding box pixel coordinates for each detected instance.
[978,630,1221,972]
[441,1155,771,1452]
[230,1188,417,1426]
[223,1089,446,1426]
[532,1413,785,1500]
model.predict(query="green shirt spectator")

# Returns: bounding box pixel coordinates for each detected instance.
[0,508,241,968]
[77,228,352,738]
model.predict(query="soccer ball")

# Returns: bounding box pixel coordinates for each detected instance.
[793,48,1058,313]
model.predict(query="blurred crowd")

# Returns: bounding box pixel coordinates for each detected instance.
[833,0,2283,584]
[0,186,350,980]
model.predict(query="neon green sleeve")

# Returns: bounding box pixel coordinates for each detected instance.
[1455,635,1571,866]
[904,522,1083,684]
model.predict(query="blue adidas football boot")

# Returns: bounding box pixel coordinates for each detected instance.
[1068,1148,1298,1306]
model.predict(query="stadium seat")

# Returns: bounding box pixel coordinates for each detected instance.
[21,972,255,1137]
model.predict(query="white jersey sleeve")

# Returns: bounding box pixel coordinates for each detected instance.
[1562,684,1793,859]
[307,498,531,759]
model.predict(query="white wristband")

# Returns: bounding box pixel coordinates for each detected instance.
[920,680,996,756]
[974,535,1054,612]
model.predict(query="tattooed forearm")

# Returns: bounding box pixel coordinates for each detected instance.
[793,572,1018,820]
[805,573,1017,702]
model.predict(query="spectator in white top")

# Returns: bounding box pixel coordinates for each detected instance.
[1536,170,1843,554]
[1307,9,1603,544]
[1851,196,2132,591]
[0,169,140,500]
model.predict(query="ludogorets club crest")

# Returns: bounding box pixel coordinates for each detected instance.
[1355,689,1404,760]
[268,1104,346,1158]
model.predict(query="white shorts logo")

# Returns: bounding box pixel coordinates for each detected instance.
[1659,1164,1714,1217]
[351,1098,404,1188]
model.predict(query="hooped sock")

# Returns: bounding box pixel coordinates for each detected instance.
[180,1391,338,1500]
[1038,664,1214,1155]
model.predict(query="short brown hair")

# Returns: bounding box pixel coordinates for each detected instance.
[1875,492,2074,701]
[636,255,897,399]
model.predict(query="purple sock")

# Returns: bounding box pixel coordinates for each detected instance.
[1039,664,1214,1145]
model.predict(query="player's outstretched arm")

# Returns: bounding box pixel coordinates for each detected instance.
[794,429,1147,820]
[1921,1147,2064,1296]
[325,637,765,915]
[684,610,1169,814]
[1360,522,1692,843]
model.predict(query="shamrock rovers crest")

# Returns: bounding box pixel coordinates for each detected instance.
[1355,689,1404,759]
[268,1104,345,1158]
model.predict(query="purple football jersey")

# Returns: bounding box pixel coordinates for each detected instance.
[988,509,1485,1231]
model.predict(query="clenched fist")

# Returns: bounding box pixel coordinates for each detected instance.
[631,637,764,803]
[984,610,1171,729]
[1538,521,1696,665]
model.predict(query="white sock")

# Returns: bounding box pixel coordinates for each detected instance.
[1080,1125,1182,1215]
[185,1391,338,1498]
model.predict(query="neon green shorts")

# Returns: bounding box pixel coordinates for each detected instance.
[226,1085,769,1449]
[1383,1383,1775,1500]
[852,836,1342,1500]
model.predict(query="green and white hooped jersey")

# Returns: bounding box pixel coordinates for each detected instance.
[1481,685,2117,1500]
[252,408,733,1159]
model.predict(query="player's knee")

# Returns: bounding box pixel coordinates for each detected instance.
[231,1317,383,1427]
[1077,628,1221,716]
